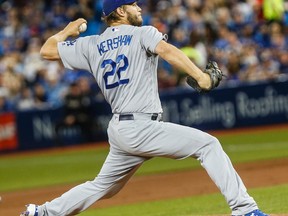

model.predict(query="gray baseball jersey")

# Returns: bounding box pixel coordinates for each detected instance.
[58,25,164,114]
[37,25,258,216]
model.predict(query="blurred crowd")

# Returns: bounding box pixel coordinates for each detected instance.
[0,0,288,113]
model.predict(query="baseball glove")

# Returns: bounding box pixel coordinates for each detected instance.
[186,61,223,93]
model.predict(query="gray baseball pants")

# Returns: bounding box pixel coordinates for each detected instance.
[39,113,258,215]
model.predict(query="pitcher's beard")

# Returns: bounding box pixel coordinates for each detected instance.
[127,12,143,26]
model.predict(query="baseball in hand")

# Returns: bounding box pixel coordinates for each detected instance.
[78,23,87,33]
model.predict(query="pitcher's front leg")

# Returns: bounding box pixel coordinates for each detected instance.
[195,135,258,215]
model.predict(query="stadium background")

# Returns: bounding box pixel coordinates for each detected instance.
[0,0,288,215]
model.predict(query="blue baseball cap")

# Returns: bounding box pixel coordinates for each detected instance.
[103,0,136,16]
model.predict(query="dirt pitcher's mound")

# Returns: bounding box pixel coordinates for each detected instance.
[1,158,288,215]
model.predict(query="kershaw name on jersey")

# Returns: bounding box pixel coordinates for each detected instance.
[97,34,133,55]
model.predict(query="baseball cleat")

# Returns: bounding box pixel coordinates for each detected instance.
[20,204,39,216]
[244,209,269,216]
[233,209,269,216]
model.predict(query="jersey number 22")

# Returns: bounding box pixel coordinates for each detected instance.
[102,54,129,89]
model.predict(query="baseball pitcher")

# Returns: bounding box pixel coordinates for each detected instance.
[21,0,268,216]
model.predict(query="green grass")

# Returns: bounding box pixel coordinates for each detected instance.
[79,184,288,216]
[217,128,288,145]
[0,148,109,191]
[0,127,287,192]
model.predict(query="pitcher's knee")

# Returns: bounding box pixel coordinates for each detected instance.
[90,177,126,199]
[210,135,221,146]
[102,188,120,199]
[208,136,223,151]
[196,135,223,161]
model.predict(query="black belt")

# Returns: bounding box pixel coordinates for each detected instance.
[119,113,161,121]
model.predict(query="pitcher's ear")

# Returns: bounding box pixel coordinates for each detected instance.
[116,6,125,17]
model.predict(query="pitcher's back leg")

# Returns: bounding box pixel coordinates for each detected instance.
[39,151,147,216]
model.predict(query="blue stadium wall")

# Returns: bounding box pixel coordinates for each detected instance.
[1,80,288,152]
